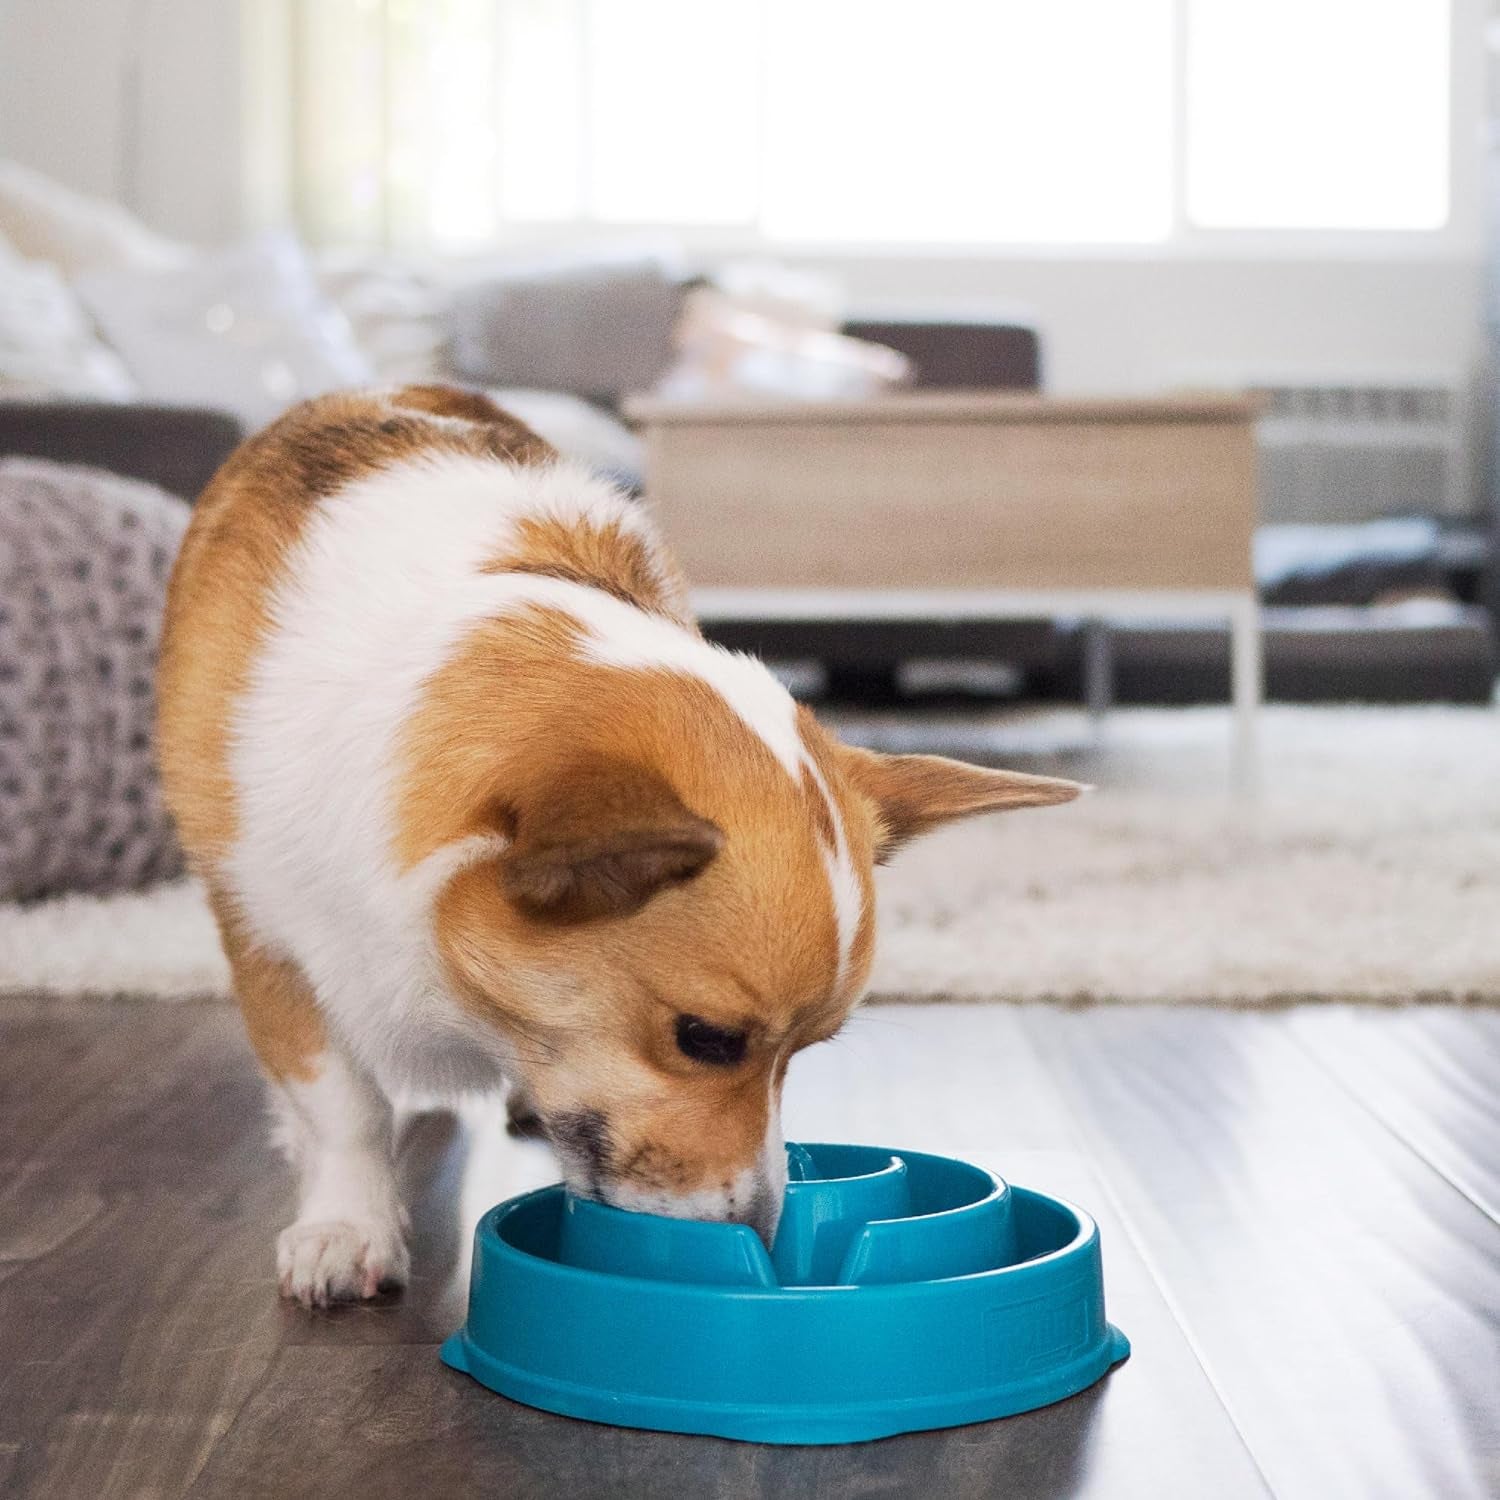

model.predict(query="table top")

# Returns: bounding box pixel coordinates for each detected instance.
[626,390,1264,427]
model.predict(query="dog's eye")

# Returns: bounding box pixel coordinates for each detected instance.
[675,1014,748,1067]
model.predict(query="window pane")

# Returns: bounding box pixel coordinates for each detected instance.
[584,0,761,223]
[761,0,1174,244]
[294,0,389,243]
[499,0,585,222]
[1186,0,1450,230]
[386,0,499,247]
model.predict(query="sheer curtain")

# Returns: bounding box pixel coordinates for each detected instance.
[285,0,1452,251]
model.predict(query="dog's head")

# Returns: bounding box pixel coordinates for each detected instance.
[432,675,1081,1242]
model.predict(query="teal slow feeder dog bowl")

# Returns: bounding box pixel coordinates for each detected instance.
[441,1143,1129,1444]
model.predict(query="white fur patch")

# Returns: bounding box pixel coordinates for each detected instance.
[226,446,862,1098]
[583,603,807,778]
[602,1160,775,1233]
[757,1083,789,1242]
[227,452,638,1091]
[509,575,866,988]
[803,758,863,994]
[269,1049,410,1304]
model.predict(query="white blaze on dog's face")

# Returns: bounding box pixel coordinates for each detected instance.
[426,653,1084,1240]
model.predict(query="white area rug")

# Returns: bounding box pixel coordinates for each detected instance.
[3,708,1497,1005]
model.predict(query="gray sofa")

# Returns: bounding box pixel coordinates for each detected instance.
[0,402,242,500]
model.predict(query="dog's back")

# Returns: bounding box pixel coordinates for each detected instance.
[158,385,693,1091]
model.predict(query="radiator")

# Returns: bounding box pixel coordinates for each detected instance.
[1247,379,1471,524]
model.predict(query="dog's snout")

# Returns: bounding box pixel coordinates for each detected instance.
[546,1108,612,1192]
[734,1176,783,1248]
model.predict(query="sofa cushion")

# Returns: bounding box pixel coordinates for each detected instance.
[0,159,188,276]
[840,318,1041,390]
[448,254,685,406]
[0,239,137,400]
[0,401,243,501]
[75,233,372,429]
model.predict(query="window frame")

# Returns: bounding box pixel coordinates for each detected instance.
[259,0,1485,261]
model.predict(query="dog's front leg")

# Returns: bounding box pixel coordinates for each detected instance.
[220,915,410,1306]
[269,1046,410,1307]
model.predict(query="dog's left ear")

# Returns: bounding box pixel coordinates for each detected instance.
[836,745,1087,863]
[497,754,723,923]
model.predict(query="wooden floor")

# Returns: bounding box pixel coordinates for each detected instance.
[1,997,1497,1500]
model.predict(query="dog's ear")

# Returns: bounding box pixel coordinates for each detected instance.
[836,745,1087,863]
[497,756,722,923]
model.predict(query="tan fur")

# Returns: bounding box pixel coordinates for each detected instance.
[159,383,1082,1245]
[398,607,857,1012]
[396,598,866,1186]
[836,744,1084,861]
[157,385,556,1081]
[209,885,327,1083]
[491,514,694,624]
[499,755,725,923]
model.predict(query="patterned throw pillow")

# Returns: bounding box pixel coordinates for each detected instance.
[0,458,187,900]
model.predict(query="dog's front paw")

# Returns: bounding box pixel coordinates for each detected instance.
[277,1218,410,1308]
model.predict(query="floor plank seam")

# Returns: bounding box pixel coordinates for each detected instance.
[1013,1012,1280,1500]
[1283,1026,1500,1231]
[178,1351,291,1500]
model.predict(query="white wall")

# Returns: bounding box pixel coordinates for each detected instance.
[0,0,244,242]
[0,0,131,202]
[0,0,1487,412]
[810,252,1484,396]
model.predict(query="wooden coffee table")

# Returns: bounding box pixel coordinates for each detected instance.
[628,391,1262,787]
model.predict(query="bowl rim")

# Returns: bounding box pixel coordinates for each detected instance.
[483,1180,1097,1298]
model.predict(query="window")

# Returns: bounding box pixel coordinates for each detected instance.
[1186,0,1450,231]
[756,1,1175,244]
[287,0,1454,248]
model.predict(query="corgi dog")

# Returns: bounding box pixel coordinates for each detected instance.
[156,384,1082,1307]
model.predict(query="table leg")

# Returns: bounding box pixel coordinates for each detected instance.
[1229,595,1262,795]
[1082,619,1114,740]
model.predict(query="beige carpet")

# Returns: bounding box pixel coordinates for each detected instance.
[3,707,1497,1005]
